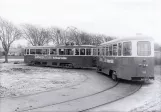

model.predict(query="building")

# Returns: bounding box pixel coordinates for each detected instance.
[0,48,24,56]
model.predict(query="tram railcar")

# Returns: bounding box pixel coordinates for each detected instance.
[97,36,154,81]
[24,45,97,68]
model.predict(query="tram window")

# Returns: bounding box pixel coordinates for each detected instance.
[123,42,132,56]
[137,41,151,56]
[106,46,109,56]
[98,49,100,55]
[27,49,29,54]
[113,44,117,56]
[50,49,57,55]
[64,49,74,55]
[80,49,85,55]
[86,49,91,55]
[118,43,122,56]
[36,49,42,54]
[30,49,35,54]
[101,48,105,56]
[42,49,49,55]
[59,49,65,55]
[75,49,79,55]
[109,45,112,56]
[93,49,97,55]
[25,49,26,54]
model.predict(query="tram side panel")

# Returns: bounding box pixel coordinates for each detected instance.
[24,55,35,64]
[32,55,95,68]
[97,56,154,81]
[97,57,135,80]
[117,57,136,80]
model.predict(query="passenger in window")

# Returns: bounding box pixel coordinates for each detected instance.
[75,49,79,55]
[86,49,91,55]
[80,49,85,55]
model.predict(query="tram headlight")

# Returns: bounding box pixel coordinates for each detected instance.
[143,64,148,67]
[143,59,146,62]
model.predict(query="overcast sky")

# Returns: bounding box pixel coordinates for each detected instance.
[0,0,161,47]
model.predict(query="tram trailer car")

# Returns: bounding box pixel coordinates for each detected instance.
[97,36,154,81]
[24,45,97,68]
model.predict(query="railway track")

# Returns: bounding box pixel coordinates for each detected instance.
[14,81,119,112]
[0,69,117,112]
[17,81,142,112]
[130,75,161,112]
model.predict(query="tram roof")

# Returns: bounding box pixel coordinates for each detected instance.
[100,36,153,46]
[26,45,96,49]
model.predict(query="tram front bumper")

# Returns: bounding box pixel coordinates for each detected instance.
[131,77,154,81]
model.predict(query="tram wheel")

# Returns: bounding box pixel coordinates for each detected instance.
[96,67,101,72]
[112,72,117,81]
[67,64,73,68]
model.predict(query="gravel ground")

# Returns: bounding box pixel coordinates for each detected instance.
[0,62,86,97]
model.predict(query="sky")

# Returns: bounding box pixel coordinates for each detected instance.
[0,0,161,47]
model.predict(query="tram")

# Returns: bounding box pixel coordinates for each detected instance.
[24,45,97,68]
[97,36,154,81]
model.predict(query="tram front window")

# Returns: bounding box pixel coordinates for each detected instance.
[137,41,151,56]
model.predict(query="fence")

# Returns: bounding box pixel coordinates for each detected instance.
[155,51,161,65]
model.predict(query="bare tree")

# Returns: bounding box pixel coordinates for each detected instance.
[22,24,51,46]
[78,31,92,45]
[67,26,80,45]
[50,27,67,45]
[0,17,21,63]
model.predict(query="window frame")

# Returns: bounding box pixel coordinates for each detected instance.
[64,48,74,55]
[118,43,122,56]
[36,49,42,55]
[50,49,57,55]
[30,49,36,55]
[109,45,113,56]
[113,44,117,56]
[80,48,85,55]
[59,48,65,55]
[123,41,132,56]
[93,48,97,56]
[106,46,109,56]
[86,48,92,55]
[137,41,151,56]
[42,49,49,55]
[75,48,80,55]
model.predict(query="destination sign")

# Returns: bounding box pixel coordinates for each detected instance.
[35,55,52,59]
[53,57,67,60]
[35,55,67,60]
[99,57,114,63]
